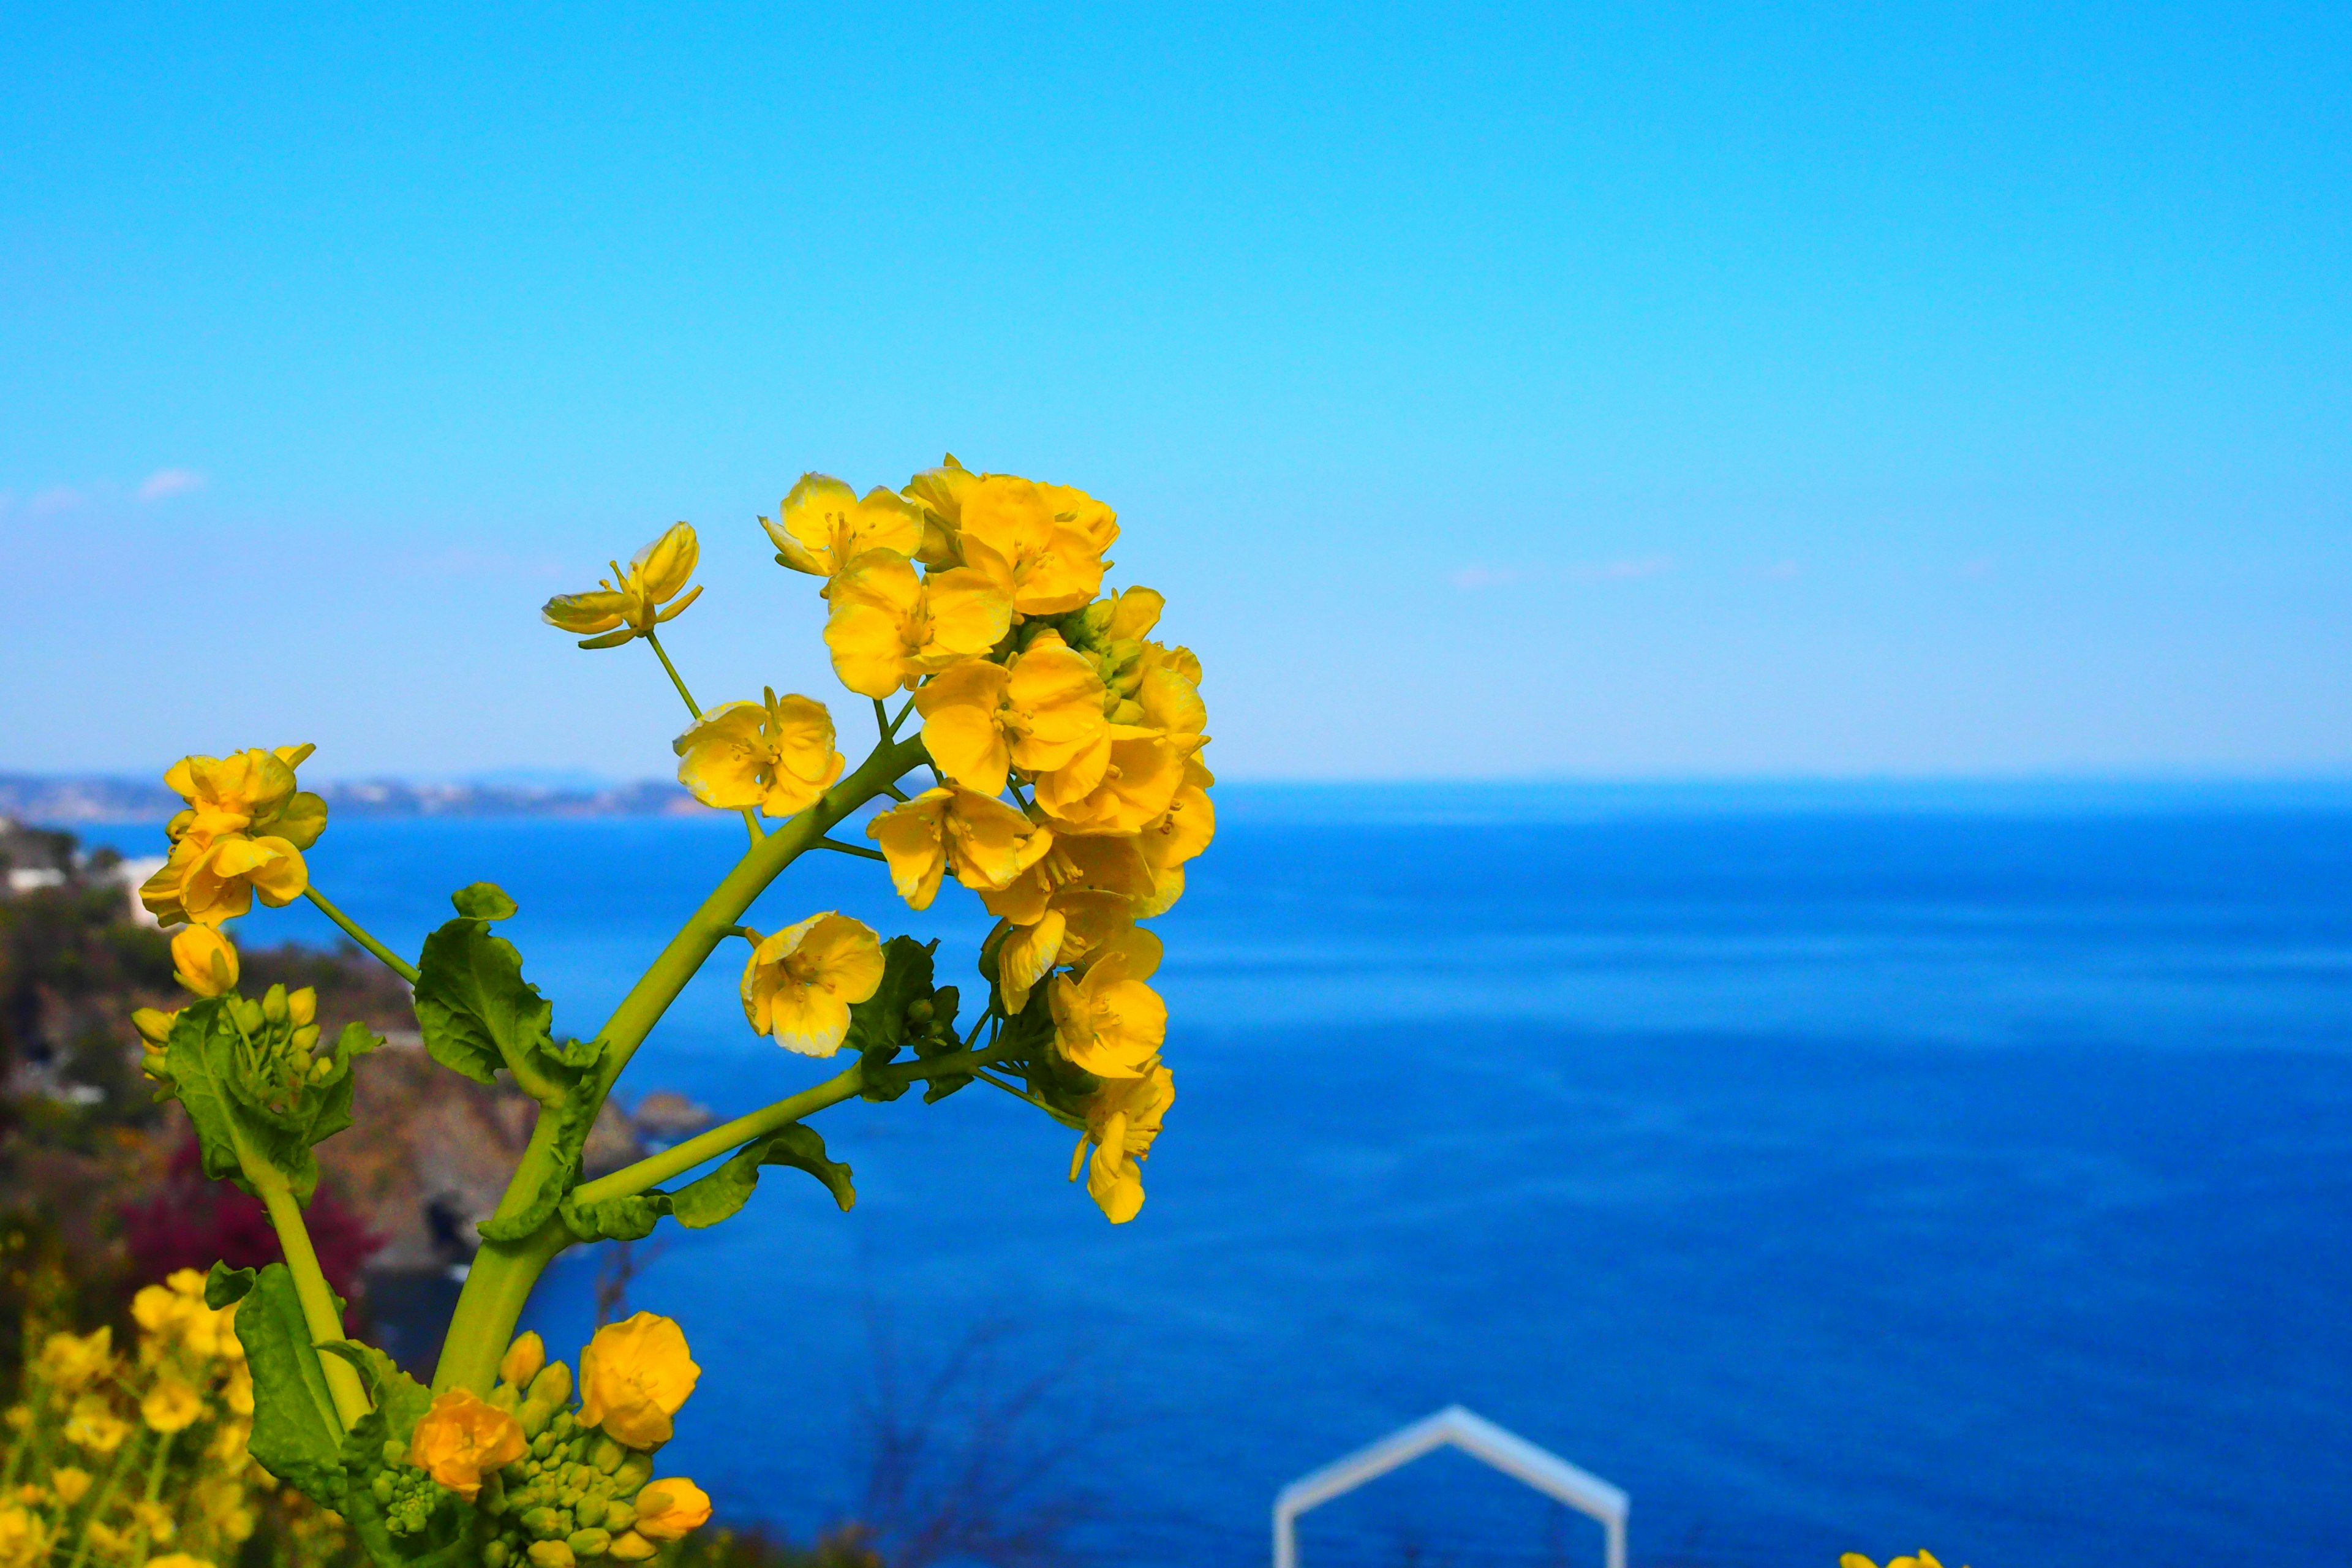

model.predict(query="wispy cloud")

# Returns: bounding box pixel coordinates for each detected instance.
[1450,564,1525,590]
[137,467,207,502]
[1568,555,1674,581]
[29,485,84,516]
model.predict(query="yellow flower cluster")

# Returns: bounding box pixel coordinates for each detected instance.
[0,1270,339,1568]
[1843,1553,1962,1568]
[137,747,328,998]
[455,1317,710,1568]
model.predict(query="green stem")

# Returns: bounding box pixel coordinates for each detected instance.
[303,887,420,985]
[252,1174,370,1428]
[815,838,886,862]
[63,1434,137,1568]
[641,630,701,718]
[429,731,933,1395]
[573,1062,865,1205]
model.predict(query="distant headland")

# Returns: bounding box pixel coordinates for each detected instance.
[0,772,699,824]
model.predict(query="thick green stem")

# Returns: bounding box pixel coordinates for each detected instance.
[426,731,932,1395]
[304,887,420,985]
[253,1175,370,1428]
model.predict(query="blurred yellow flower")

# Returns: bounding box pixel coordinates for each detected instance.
[823,554,1010,698]
[913,635,1107,797]
[541,522,703,647]
[1048,932,1167,1079]
[673,689,845,818]
[579,1313,700,1449]
[0,1505,50,1568]
[867,788,1054,910]
[956,475,1110,616]
[34,1326,115,1390]
[145,1554,217,1568]
[62,1396,130,1456]
[629,1479,712,1541]
[162,746,326,852]
[141,1377,203,1434]
[1842,1555,1956,1568]
[739,913,886,1057]
[132,1500,178,1540]
[1069,1061,1175,1224]
[761,475,925,581]
[48,1468,91,1506]
[408,1388,525,1502]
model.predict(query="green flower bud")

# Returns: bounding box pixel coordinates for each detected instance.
[600,1502,635,1533]
[611,1455,653,1494]
[528,1362,574,1409]
[521,1509,565,1541]
[567,1530,611,1559]
[310,1055,335,1084]
[262,984,289,1024]
[530,1432,556,1460]
[522,1459,545,1478]
[490,1384,522,1414]
[551,1411,578,1439]
[588,1436,625,1476]
[371,1474,395,1504]
[527,1544,576,1568]
[382,1439,407,1466]
[233,998,267,1035]
[520,1398,557,1440]
[483,1543,511,1568]
[292,1022,322,1053]
[573,1498,605,1528]
[481,1472,509,1516]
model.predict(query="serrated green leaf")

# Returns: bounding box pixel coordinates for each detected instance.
[844,936,935,1058]
[319,1341,433,1446]
[450,882,519,921]
[233,1263,347,1509]
[336,1344,475,1568]
[412,917,552,1087]
[160,1000,382,1204]
[559,1191,672,1243]
[476,1072,600,1242]
[205,1261,256,1311]
[672,1123,856,1224]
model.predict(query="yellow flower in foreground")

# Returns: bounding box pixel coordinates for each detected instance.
[978,830,1153,928]
[541,522,703,646]
[140,1377,203,1434]
[162,745,326,851]
[0,1507,50,1568]
[630,1479,713,1541]
[956,475,1110,616]
[34,1326,115,1390]
[143,833,309,929]
[579,1313,700,1450]
[993,891,1142,1015]
[762,474,925,581]
[674,689,845,817]
[1842,1555,1956,1568]
[1032,729,1184,836]
[902,454,977,565]
[913,635,1107,797]
[1048,933,1167,1079]
[739,913,886,1057]
[823,553,1009,698]
[408,1389,525,1502]
[1069,1062,1174,1224]
[48,1468,91,1507]
[867,788,1054,910]
[168,925,239,998]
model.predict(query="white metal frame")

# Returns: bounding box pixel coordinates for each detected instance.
[1272,1404,1628,1568]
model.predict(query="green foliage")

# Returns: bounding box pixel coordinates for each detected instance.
[214,1261,350,1510]
[562,1123,856,1243]
[162,997,381,1202]
[327,1342,476,1568]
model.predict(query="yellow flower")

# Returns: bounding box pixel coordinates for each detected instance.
[739,913,886,1057]
[0,1506,50,1568]
[992,891,1143,1015]
[50,1468,92,1506]
[1068,1063,1174,1224]
[976,830,1153,929]
[1047,932,1167,1079]
[142,833,309,929]
[579,1313,700,1450]
[499,1332,547,1388]
[866,788,1054,910]
[1135,777,1215,913]
[822,554,1010,699]
[673,690,845,817]
[168,926,238,1001]
[1842,1555,1956,1568]
[145,1554,216,1568]
[541,522,703,647]
[902,454,977,566]
[161,746,326,852]
[1031,729,1184,837]
[62,1397,131,1455]
[606,1534,659,1562]
[222,1365,252,1417]
[761,475,925,581]
[407,1389,526,1502]
[141,1378,203,1434]
[34,1326,115,1390]
[1134,643,1207,747]
[132,1501,176,1542]
[629,1479,712,1541]
[912,635,1107,797]
[207,1421,249,1466]
[954,475,1110,616]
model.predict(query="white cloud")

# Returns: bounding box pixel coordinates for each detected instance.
[29,485,83,515]
[1449,564,1525,590]
[1569,555,1673,581]
[137,468,207,502]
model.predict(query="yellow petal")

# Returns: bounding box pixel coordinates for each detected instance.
[542,590,631,633]
[913,661,1012,796]
[867,792,951,909]
[673,702,772,810]
[632,522,700,603]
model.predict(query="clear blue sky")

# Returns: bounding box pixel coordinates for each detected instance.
[4,3,2346,780]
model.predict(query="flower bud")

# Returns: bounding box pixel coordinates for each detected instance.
[484,1543,511,1568]
[573,1498,605,1529]
[611,1455,652,1494]
[287,987,317,1027]
[527,1543,575,1568]
[520,1509,564,1541]
[172,927,241,999]
[130,1008,178,1047]
[529,1362,574,1409]
[501,1334,548,1390]
[489,1385,521,1414]
[587,1436,625,1476]
[606,1534,657,1563]
[310,1057,334,1085]
[292,1023,321,1054]
[382,1440,406,1466]
[232,997,266,1035]
[567,1530,611,1559]
[600,1502,635,1533]
[520,1401,557,1441]
[262,984,290,1025]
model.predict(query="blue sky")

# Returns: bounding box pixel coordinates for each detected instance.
[3,2,2346,780]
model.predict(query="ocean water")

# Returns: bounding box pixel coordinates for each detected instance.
[78,791,2352,1566]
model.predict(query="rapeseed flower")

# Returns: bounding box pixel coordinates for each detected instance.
[762,475,925,582]
[162,745,326,851]
[993,890,1144,1014]
[142,833,308,929]
[1047,933,1167,1079]
[978,830,1152,928]
[1031,729,1184,836]
[408,1388,525,1501]
[739,913,886,1057]
[1842,1556,1958,1568]
[1069,1062,1174,1224]
[823,554,1009,698]
[542,522,703,647]
[62,1397,130,1456]
[168,925,239,998]
[0,1506,49,1568]
[912,634,1107,797]
[34,1326,115,1390]
[674,689,845,818]
[629,1480,712,1541]
[579,1313,700,1449]
[141,1377,203,1433]
[49,1468,91,1506]
[955,475,1109,616]
[867,788,1054,909]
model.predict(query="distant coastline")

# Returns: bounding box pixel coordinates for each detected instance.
[0,772,700,824]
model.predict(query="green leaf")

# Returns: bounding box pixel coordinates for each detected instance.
[233,1262,347,1509]
[318,1341,432,1446]
[160,1000,382,1203]
[476,1071,601,1242]
[450,882,519,921]
[205,1261,255,1311]
[848,936,935,1102]
[672,1124,856,1224]
[558,1191,672,1243]
[412,915,553,1088]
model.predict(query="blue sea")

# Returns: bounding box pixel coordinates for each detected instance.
[81,786,2352,1566]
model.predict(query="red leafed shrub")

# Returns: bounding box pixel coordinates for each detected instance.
[121,1137,382,1319]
